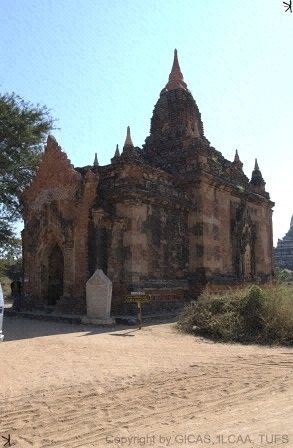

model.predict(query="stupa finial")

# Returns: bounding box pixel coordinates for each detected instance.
[164,49,188,92]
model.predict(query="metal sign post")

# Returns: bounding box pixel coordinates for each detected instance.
[125,291,151,330]
[137,300,142,330]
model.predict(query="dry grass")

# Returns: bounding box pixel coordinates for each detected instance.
[178,284,293,346]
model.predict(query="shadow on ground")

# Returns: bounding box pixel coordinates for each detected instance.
[2,314,178,342]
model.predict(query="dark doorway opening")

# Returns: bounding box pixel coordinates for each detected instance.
[48,244,64,306]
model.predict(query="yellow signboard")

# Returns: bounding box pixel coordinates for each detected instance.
[125,294,151,303]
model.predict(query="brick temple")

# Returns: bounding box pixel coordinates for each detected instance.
[22,50,274,314]
[274,216,293,271]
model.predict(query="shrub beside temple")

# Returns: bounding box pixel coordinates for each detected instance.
[177,285,293,346]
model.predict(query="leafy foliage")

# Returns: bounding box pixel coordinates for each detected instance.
[0,254,22,299]
[0,236,22,259]
[0,92,55,249]
[274,267,293,283]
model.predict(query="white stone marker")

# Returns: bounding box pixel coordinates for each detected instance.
[82,269,114,326]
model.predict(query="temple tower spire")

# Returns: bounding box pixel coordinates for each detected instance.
[143,49,204,166]
[164,49,188,92]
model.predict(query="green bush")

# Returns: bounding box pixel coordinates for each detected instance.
[177,284,293,346]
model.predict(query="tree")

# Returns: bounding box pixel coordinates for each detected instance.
[0,92,55,249]
[0,239,22,297]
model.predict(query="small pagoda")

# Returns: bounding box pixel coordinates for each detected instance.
[274,216,293,270]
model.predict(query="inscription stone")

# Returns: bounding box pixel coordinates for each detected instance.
[82,269,114,325]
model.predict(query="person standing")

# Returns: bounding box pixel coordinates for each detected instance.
[11,279,22,312]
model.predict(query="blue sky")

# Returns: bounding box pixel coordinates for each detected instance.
[0,0,292,244]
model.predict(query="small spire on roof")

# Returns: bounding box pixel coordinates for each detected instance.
[232,149,243,170]
[114,144,120,157]
[93,152,99,167]
[164,49,188,92]
[124,126,134,148]
[234,149,240,163]
[250,157,265,190]
[111,144,120,164]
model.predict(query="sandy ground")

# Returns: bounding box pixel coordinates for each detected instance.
[0,316,292,448]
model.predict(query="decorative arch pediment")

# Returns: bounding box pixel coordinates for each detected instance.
[22,135,81,211]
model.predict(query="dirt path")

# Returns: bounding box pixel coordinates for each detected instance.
[0,318,292,447]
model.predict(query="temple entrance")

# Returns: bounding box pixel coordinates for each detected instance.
[47,244,64,306]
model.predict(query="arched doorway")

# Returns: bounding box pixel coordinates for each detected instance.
[47,244,64,306]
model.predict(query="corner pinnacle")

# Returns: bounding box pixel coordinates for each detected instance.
[124,126,134,148]
[114,144,120,157]
[93,152,99,167]
[250,157,265,189]
[111,144,120,164]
